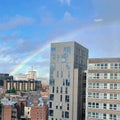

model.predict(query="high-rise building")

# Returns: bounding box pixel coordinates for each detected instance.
[49,41,88,120]
[86,58,120,120]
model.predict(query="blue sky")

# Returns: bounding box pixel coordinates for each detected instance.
[0,0,120,78]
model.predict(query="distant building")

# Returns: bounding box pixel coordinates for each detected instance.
[24,107,31,119]
[31,105,48,120]
[0,73,13,86]
[3,80,41,91]
[15,73,27,80]
[15,71,37,81]
[27,71,37,80]
[2,105,18,120]
[23,96,48,120]
[0,97,18,120]
[86,58,120,120]
[49,41,88,120]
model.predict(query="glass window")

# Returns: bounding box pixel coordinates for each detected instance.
[62,111,64,118]
[66,79,70,86]
[103,114,106,119]
[65,112,69,118]
[64,47,71,54]
[49,102,52,108]
[51,48,56,54]
[65,95,69,102]
[50,94,54,100]
[49,110,54,116]
[66,64,70,70]
[103,103,107,109]
[56,87,59,93]
[104,93,107,99]
[57,71,59,78]
[50,79,54,86]
[60,95,62,101]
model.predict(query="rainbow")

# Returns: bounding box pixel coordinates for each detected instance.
[10,41,51,76]
[10,28,84,76]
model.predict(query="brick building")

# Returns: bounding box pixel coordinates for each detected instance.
[31,105,48,120]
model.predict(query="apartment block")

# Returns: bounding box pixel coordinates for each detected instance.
[2,105,18,120]
[49,41,88,120]
[31,105,48,120]
[3,80,41,91]
[86,58,120,120]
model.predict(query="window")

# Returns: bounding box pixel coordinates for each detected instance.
[104,83,107,89]
[60,95,62,102]
[56,105,58,109]
[49,102,52,108]
[50,94,54,100]
[51,48,56,55]
[64,47,71,54]
[61,71,63,78]
[103,103,107,109]
[63,79,65,86]
[110,94,118,100]
[103,114,106,119]
[68,71,70,78]
[104,73,107,79]
[56,87,59,93]
[50,79,54,86]
[60,87,63,93]
[66,64,70,70]
[109,114,117,120]
[52,87,54,93]
[65,95,69,102]
[109,104,117,110]
[65,112,69,118]
[49,110,54,116]
[57,71,59,78]
[60,104,62,109]
[67,104,69,110]
[66,79,70,86]
[104,93,107,99]
[65,87,68,94]
[110,84,117,89]
[62,111,64,118]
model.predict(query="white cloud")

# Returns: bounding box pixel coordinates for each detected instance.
[94,18,103,22]
[59,0,71,5]
[92,0,120,24]
[0,15,34,30]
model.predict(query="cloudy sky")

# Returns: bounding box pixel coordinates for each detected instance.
[0,0,120,78]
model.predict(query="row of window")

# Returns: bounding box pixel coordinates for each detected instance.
[51,47,71,55]
[56,71,70,78]
[50,94,70,102]
[89,63,108,70]
[88,83,107,89]
[88,63,120,70]
[88,92,120,100]
[50,79,70,87]
[88,102,120,110]
[52,86,68,94]
[88,73,120,79]
[49,110,69,118]
[88,83,120,89]
[51,47,71,62]
[88,112,120,120]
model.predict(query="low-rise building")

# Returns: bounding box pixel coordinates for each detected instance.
[3,80,41,91]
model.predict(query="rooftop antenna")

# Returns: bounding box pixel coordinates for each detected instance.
[32,65,33,71]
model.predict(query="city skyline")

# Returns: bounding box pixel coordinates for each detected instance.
[0,0,119,78]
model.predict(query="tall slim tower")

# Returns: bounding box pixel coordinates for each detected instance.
[49,41,88,120]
